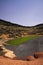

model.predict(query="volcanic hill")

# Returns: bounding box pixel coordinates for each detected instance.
[0,19,43,39]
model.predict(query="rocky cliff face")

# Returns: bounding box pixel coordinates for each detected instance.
[0,19,43,39]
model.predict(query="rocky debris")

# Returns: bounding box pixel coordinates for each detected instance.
[0,34,9,40]
[34,52,43,58]
[0,38,16,59]
[0,41,4,46]
[3,49,16,59]
[0,45,16,59]
[4,50,16,59]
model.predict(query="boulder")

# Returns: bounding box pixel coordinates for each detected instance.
[3,49,16,59]
[34,52,43,58]
[0,45,16,59]
[4,51,16,59]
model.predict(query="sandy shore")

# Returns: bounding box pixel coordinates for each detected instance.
[0,56,43,65]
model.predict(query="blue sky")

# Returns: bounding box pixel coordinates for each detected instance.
[0,0,43,26]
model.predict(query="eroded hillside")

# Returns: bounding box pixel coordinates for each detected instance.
[0,19,43,39]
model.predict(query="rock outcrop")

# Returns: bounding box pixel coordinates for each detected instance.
[0,45,16,59]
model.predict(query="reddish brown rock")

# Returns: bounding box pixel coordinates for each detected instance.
[34,52,43,58]
[26,56,35,61]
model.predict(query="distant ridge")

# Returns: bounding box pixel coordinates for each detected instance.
[0,19,43,27]
[0,19,31,28]
[0,19,23,27]
[0,19,43,38]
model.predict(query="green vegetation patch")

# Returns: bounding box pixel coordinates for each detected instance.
[7,35,39,46]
